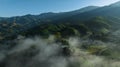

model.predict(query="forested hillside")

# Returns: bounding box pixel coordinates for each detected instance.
[0,1,120,67]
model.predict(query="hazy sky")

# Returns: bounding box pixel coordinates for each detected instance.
[0,0,119,17]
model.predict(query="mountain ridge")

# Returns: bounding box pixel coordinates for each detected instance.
[0,1,120,40]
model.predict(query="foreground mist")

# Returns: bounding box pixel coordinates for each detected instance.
[0,35,120,67]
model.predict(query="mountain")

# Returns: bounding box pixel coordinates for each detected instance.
[53,1,120,29]
[22,1,120,40]
[0,6,99,23]
[110,1,120,7]
[0,6,99,35]
[68,6,99,13]
[0,17,6,21]
[0,1,120,41]
[1,1,120,67]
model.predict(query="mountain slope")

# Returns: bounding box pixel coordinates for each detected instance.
[52,1,120,29]
[0,1,120,41]
[110,1,120,7]
[0,6,99,23]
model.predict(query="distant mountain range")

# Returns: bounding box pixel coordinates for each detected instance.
[0,6,99,23]
[0,1,120,42]
[1,1,120,25]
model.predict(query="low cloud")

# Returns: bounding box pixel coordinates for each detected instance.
[0,35,120,67]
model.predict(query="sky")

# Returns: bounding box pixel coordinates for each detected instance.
[0,0,119,17]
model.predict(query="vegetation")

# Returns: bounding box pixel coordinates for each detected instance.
[0,2,120,67]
